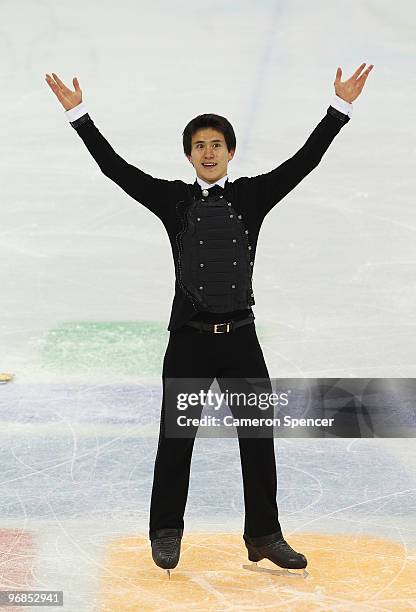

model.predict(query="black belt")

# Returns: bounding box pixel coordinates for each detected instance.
[185,315,254,334]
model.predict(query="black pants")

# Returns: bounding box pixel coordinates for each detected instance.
[149,321,281,539]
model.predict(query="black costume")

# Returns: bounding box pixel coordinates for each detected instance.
[68,105,350,540]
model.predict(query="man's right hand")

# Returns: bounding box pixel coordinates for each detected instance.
[45,73,82,110]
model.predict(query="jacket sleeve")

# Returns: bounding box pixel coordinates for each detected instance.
[68,113,180,220]
[244,106,350,218]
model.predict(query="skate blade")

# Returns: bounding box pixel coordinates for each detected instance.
[243,562,309,579]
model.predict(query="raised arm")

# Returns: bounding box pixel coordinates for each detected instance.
[244,63,374,218]
[45,73,180,220]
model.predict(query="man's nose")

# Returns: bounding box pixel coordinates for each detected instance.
[203,147,214,158]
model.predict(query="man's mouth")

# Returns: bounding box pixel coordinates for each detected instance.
[202,163,217,167]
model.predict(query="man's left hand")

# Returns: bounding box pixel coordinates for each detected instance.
[334,63,374,103]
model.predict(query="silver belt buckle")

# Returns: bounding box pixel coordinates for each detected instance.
[213,322,231,333]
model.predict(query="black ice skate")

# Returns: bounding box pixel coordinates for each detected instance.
[150,528,183,578]
[243,531,308,578]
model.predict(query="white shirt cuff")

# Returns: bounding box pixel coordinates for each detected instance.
[330,94,352,117]
[65,102,88,122]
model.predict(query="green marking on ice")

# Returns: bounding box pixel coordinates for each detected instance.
[254,324,268,342]
[40,321,168,376]
[39,320,269,377]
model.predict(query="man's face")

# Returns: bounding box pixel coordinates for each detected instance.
[187,128,235,184]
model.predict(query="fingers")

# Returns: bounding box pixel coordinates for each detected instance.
[45,73,60,95]
[51,72,70,92]
[45,74,67,104]
[334,67,342,83]
[73,77,81,92]
[352,62,367,79]
[357,64,374,85]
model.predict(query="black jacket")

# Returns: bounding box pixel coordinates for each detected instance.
[70,106,350,330]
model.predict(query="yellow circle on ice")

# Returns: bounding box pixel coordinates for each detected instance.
[0,373,14,383]
[97,532,416,611]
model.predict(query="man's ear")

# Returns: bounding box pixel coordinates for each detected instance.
[186,154,194,166]
[228,149,235,161]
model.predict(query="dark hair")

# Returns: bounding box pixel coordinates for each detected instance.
[182,113,236,156]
